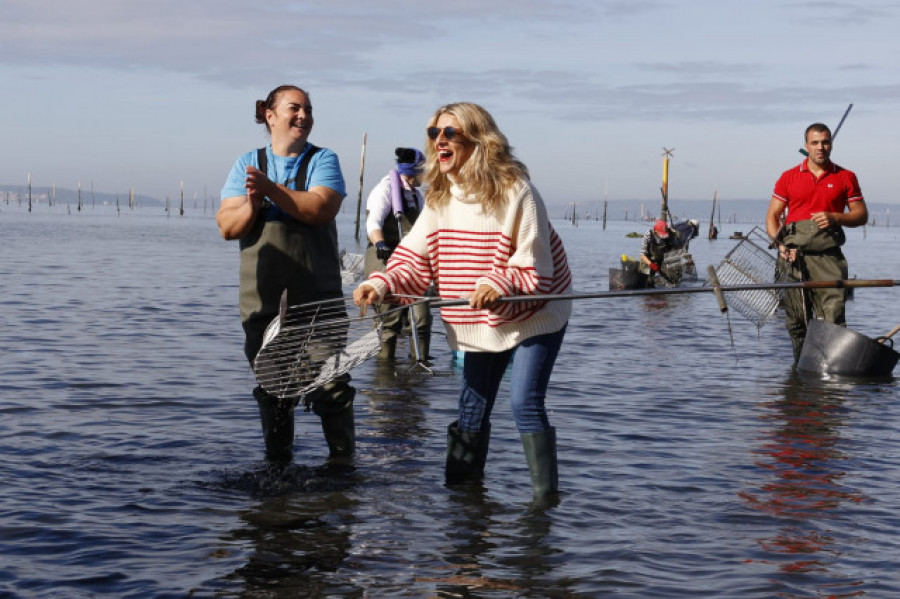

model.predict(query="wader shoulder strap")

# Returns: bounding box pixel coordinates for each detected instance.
[256,145,321,192]
[296,145,320,191]
[257,147,267,176]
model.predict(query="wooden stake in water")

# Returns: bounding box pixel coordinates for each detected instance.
[660,147,674,220]
[354,131,367,241]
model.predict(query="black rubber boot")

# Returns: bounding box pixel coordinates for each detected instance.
[445,421,491,485]
[521,428,559,502]
[253,386,296,462]
[320,406,356,464]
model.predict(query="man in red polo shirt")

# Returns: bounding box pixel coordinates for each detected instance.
[765,122,868,364]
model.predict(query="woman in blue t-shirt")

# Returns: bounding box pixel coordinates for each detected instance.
[217,84,355,464]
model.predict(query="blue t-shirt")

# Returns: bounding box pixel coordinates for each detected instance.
[220,143,347,206]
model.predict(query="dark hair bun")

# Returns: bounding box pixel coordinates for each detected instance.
[254,100,267,124]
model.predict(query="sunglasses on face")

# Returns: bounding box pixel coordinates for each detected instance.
[426,126,463,141]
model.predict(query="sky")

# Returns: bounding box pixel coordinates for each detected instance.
[2,0,899,213]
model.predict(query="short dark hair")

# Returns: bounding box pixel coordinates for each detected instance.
[805,122,832,141]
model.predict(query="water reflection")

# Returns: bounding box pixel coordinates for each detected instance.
[408,486,573,597]
[362,360,434,464]
[424,488,523,596]
[502,507,570,594]
[219,467,361,596]
[740,373,867,594]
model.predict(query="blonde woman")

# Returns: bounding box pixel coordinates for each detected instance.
[354,102,572,501]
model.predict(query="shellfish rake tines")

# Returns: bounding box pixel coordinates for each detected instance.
[707,226,785,329]
[253,297,385,400]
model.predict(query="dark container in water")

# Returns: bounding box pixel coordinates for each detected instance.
[797,319,900,378]
[608,260,648,291]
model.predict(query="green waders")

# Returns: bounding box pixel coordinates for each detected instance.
[781,220,849,363]
[363,248,434,362]
[238,146,355,462]
[363,197,433,362]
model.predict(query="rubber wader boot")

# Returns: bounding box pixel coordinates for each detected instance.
[791,336,805,366]
[377,336,397,361]
[445,421,491,485]
[253,386,296,462]
[410,332,431,363]
[320,406,356,463]
[521,428,559,500]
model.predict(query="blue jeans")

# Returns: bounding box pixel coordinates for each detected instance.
[457,325,567,434]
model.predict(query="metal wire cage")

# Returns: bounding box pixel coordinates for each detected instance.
[661,248,698,286]
[339,250,365,286]
[254,297,384,400]
[708,226,790,328]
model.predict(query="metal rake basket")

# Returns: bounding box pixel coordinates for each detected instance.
[253,296,384,400]
[339,250,365,286]
[708,226,789,328]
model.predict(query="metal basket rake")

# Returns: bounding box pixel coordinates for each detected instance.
[253,296,385,400]
[660,247,698,286]
[708,226,789,328]
[339,250,365,286]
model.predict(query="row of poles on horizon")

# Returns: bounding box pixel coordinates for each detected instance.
[0,150,844,232]
[347,134,694,239]
[561,147,728,233]
[8,141,679,230]
[4,173,216,217]
[8,121,891,230]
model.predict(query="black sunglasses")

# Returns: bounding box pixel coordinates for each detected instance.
[426,126,463,140]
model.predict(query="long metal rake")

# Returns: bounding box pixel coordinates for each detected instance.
[254,276,899,400]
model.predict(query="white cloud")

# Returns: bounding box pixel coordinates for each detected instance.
[1,0,898,205]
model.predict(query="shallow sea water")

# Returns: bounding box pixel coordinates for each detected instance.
[2,203,899,598]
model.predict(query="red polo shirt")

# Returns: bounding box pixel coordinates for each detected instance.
[772,159,864,223]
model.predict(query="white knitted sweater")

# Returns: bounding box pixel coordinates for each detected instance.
[367,179,572,352]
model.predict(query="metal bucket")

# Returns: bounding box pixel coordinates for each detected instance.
[797,319,900,378]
